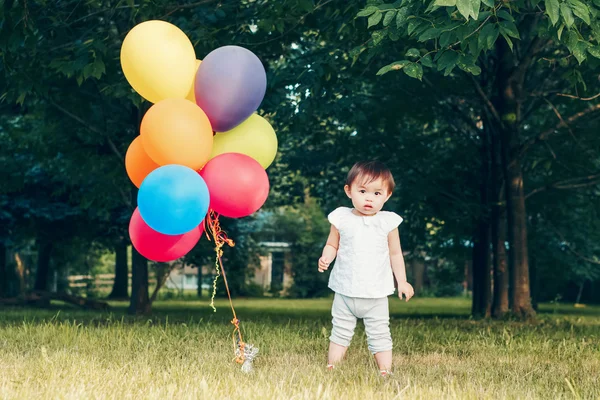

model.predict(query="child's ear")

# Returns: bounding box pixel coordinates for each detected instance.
[385,192,392,202]
[344,185,352,198]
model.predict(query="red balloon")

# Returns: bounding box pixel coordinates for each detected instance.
[129,208,203,262]
[200,153,269,218]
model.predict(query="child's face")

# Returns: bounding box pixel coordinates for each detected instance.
[344,176,391,216]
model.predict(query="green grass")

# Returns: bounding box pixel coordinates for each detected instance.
[0,297,599,399]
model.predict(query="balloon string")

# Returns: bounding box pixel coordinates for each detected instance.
[204,211,245,364]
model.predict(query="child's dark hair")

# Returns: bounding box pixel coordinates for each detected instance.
[345,161,395,193]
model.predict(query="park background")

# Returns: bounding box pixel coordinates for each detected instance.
[1,0,599,398]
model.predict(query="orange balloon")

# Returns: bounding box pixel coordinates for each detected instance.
[140,98,214,170]
[125,136,160,188]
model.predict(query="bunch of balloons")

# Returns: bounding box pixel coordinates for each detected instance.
[121,20,277,262]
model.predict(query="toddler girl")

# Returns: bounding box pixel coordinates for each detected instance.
[318,160,414,377]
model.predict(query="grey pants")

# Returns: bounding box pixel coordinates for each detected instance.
[329,292,392,354]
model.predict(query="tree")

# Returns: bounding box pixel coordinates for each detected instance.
[358,0,600,318]
[1,0,321,312]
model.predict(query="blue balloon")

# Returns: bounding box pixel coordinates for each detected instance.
[194,45,266,132]
[138,165,209,235]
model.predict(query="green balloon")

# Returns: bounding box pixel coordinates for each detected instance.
[211,114,278,169]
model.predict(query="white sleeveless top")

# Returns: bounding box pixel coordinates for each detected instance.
[327,207,403,298]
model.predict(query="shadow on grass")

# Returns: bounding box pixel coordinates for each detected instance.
[0,297,597,327]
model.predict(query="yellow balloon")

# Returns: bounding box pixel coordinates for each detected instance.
[185,60,202,103]
[120,20,196,104]
[211,114,278,169]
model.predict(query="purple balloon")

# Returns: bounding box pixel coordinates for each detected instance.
[194,46,267,132]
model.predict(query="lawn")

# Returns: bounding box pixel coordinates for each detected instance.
[0,297,598,399]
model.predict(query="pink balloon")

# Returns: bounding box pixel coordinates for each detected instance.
[129,208,203,262]
[200,153,269,218]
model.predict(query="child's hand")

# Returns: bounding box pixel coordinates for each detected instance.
[397,281,415,302]
[318,257,332,273]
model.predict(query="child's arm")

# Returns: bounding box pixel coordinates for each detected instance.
[318,225,339,273]
[388,228,414,301]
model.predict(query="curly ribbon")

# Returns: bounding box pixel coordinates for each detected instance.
[204,210,246,364]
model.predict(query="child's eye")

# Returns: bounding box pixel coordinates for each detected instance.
[375,192,381,196]
[359,190,366,194]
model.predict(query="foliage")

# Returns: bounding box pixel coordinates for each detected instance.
[357,0,600,79]
[258,196,331,298]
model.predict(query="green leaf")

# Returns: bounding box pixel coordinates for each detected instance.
[568,0,590,25]
[378,3,397,11]
[573,41,589,63]
[499,21,520,39]
[592,21,600,39]
[470,0,481,20]
[376,60,411,75]
[557,23,565,40]
[16,92,26,105]
[565,30,579,50]
[435,0,457,6]
[560,3,575,27]
[297,0,314,12]
[468,65,482,75]
[419,27,442,41]
[404,63,424,80]
[368,11,383,28]
[383,10,397,27]
[478,23,499,50]
[357,6,378,17]
[389,29,401,41]
[545,0,560,25]
[405,48,421,58]
[501,32,513,50]
[497,10,515,22]
[440,31,453,47]
[372,30,387,46]
[457,0,473,20]
[481,0,493,6]
[421,54,434,67]
[396,7,410,27]
[408,19,423,35]
[82,63,94,80]
[588,45,600,58]
[477,11,491,21]
[91,58,105,79]
[457,54,482,75]
[437,50,459,74]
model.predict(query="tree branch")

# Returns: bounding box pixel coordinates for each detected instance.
[556,92,600,101]
[519,103,600,156]
[470,74,504,129]
[548,223,600,265]
[48,100,124,163]
[525,173,600,199]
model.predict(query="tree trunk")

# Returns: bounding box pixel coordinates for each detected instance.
[128,246,150,315]
[491,205,509,318]
[0,242,7,298]
[127,105,151,315]
[494,40,535,319]
[471,130,492,318]
[411,259,425,294]
[491,123,509,318]
[33,239,53,291]
[471,225,492,318]
[109,242,129,299]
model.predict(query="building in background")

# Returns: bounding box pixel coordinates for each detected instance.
[165,241,293,295]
